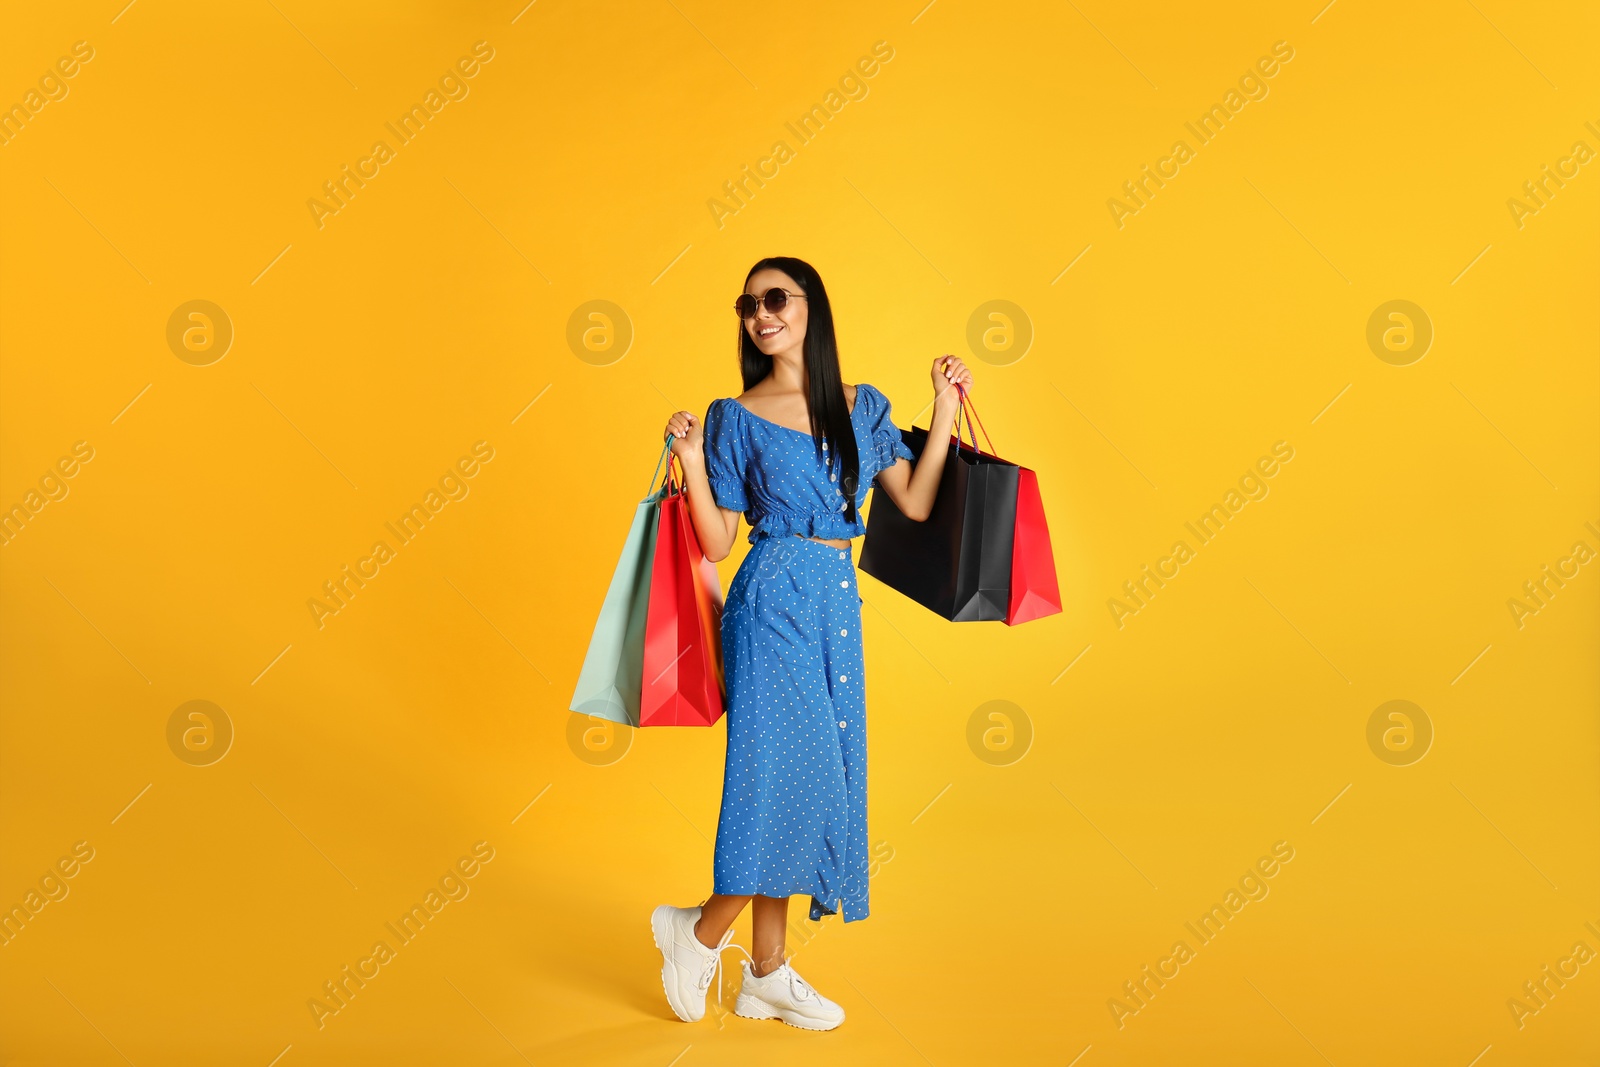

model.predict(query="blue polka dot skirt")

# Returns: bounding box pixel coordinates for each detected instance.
[713,533,870,922]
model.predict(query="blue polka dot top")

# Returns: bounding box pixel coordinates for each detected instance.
[703,383,917,545]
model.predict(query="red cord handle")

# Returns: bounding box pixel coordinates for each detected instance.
[953,384,996,455]
[950,384,978,455]
[658,450,686,494]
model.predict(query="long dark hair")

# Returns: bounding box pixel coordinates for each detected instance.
[737,256,861,521]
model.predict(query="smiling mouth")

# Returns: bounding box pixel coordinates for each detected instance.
[756,323,784,338]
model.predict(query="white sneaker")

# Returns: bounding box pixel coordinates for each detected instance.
[734,959,846,1031]
[651,904,745,1023]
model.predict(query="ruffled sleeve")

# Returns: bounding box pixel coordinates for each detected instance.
[701,399,750,512]
[862,384,915,477]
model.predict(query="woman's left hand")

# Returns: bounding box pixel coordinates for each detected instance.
[931,354,973,414]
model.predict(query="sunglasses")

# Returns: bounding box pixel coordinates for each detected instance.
[734,287,807,319]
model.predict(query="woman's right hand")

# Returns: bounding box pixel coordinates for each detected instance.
[663,410,704,464]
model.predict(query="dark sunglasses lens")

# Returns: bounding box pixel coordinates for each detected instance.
[763,289,789,313]
[735,294,759,317]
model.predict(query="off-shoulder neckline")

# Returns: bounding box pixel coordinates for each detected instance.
[726,384,871,436]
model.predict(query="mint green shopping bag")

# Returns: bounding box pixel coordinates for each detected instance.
[569,443,674,727]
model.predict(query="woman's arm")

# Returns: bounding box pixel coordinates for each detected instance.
[873,355,974,522]
[663,410,741,563]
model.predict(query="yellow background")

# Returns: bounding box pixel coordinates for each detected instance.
[2,1,1597,1064]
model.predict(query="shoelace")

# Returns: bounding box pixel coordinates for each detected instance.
[782,964,815,1002]
[695,927,753,1006]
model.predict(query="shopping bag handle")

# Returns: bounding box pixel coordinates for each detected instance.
[957,384,997,455]
[663,453,684,494]
[647,439,673,495]
[648,440,690,496]
[941,378,980,457]
[954,386,979,456]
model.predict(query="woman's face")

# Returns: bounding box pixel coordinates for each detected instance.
[742,268,808,359]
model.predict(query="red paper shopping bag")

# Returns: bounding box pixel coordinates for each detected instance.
[1008,466,1062,625]
[640,457,727,726]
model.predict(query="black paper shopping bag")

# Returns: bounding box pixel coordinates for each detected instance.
[860,424,1019,621]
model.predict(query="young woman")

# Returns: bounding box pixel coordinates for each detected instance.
[651,256,974,1030]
